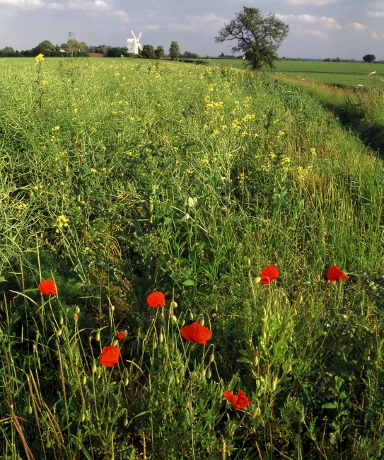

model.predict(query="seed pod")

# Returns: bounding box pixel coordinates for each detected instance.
[170,300,178,309]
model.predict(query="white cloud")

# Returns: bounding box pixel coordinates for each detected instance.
[349,22,366,30]
[371,31,384,39]
[366,10,384,17]
[0,0,113,9]
[111,9,129,22]
[320,16,342,29]
[0,0,41,5]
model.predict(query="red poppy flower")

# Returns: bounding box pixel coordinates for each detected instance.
[224,389,250,409]
[180,322,211,345]
[326,265,348,283]
[115,331,125,341]
[259,264,279,284]
[38,279,57,295]
[147,291,166,307]
[99,346,120,367]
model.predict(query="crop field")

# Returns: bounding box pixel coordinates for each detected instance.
[214,58,384,88]
[0,56,384,459]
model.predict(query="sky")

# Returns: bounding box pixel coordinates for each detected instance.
[1,0,384,60]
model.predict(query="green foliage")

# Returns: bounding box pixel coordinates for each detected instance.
[0,58,383,458]
[107,47,129,57]
[141,44,156,60]
[33,40,56,55]
[215,7,289,70]
[169,41,180,60]
[155,46,165,60]
[363,54,376,63]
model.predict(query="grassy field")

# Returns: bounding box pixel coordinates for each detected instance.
[0,56,383,459]
[213,58,384,88]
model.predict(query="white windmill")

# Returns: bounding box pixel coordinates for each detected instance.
[127,30,143,55]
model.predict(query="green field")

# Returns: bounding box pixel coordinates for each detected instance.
[1,57,383,459]
[212,58,384,88]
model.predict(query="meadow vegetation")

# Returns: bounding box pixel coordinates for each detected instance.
[0,56,383,459]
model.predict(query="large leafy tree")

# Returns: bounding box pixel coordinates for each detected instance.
[362,54,376,63]
[141,44,156,59]
[33,40,56,55]
[169,41,180,60]
[215,7,289,70]
[155,46,165,60]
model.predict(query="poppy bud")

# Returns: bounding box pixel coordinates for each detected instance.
[73,313,78,322]
[189,311,194,321]
[171,315,178,324]
[75,306,80,314]
[252,407,261,419]
[254,277,261,284]
[206,369,212,379]
[123,417,128,427]
[200,317,205,326]
[55,329,62,337]
[59,316,64,325]
[27,405,33,415]
[82,375,87,385]
[170,300,178,309]
[159,332,164,343]
[209,352,215,363]
[92,360,97,373]
[95,329,100,342]
[124,377,129,386]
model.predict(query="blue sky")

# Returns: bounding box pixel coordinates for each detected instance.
[1,0,384,60]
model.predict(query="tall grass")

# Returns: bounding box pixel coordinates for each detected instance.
[0,57,383,459]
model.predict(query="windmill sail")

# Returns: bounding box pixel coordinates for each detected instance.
[127,30,142,54]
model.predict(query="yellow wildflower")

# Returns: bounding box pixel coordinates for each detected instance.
[57,215,69,228]
[35,54,44,64]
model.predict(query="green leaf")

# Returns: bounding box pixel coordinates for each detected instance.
[322,402,337,409]
[183,279,195,286]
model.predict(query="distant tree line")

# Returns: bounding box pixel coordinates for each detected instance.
[0,39,201,61]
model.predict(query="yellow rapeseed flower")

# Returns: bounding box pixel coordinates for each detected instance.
[57,215,69,228]
[35,53,44,64]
